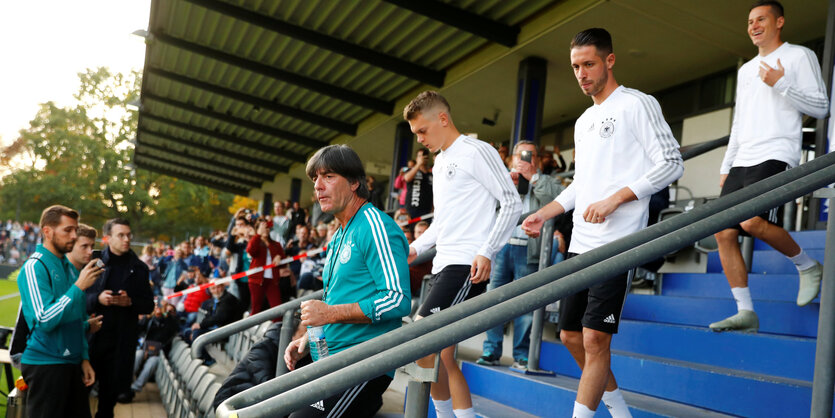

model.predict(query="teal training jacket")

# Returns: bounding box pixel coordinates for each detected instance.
[316,203,411,362]
[18,244,88,365]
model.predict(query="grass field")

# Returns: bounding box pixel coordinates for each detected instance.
[0,278,21,416]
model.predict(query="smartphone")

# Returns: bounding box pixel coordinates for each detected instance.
[91,250,105,268]
[520,150,532,163]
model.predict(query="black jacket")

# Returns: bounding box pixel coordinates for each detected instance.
[198,291,241,330]
[138,313,179,352]
[213,322,281,410]
[86,246,154,346]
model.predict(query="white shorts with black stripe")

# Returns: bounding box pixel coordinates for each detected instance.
[417,264,487,318]
[288,374,392,418]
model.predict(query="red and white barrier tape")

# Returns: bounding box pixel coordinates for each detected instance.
[166,247,326,299]
[168,212,432,299]
[396,213,433,227]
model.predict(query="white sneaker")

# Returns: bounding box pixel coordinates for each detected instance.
[797,262,823,307]
[709,310,759,332]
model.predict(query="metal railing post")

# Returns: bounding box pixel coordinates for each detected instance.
[741,236,754,272]
[811,189,835,417]
[405,381,431,418]
[402,355,440,418]
[525,217,555,375]
[276,309,297,377]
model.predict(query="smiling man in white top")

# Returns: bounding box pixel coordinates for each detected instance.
[405,91,521,418]
[709,0,828,333]
[522,28,683,418]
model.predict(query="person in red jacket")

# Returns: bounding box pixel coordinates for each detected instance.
[181,268,211,328]
[247,217,285,315]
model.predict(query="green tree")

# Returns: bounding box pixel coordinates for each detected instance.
[0,67,237,240]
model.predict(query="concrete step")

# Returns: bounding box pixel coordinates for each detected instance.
[538,344,817,417]
[753,230,828,251]
[462,362,735,417]
[661,272,820,304]
[707,249,825,274]
[622,294,819,338]
[610,321,816,381]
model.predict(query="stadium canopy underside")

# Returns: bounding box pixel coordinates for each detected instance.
[133,0,830,198]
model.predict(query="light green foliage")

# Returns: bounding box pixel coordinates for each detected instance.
[0,68,236,240]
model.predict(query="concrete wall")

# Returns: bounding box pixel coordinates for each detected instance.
[677,107,733,200]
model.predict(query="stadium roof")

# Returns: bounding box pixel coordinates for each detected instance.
[133,0,829,197]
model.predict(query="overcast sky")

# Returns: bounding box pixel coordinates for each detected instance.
[0,0,151,147]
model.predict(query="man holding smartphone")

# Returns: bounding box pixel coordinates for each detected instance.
[477,140,563,369]
[18,205,103,418]
[86,218,154,413]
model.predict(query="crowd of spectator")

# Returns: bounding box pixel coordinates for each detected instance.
[0,220,41,264]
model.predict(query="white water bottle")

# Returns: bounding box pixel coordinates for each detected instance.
[307,326,329,359]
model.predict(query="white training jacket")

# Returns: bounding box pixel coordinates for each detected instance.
[411,135,522,274]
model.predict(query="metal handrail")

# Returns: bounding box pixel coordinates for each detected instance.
[216,146,835,417]
[191,290,322,359]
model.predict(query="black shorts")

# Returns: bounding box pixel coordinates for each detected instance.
[289,374,392,418]
[417,264,487,317]
[558,253,633,334]
[720,160,788,232]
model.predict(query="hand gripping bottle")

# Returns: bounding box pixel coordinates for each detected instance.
[307,326,329,360]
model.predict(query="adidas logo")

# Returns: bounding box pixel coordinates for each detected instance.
[63,349,71,356]
[311,400,325,411]
[603,314,616,324]
[430,307,440,314]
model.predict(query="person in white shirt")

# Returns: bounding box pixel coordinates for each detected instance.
[522,28,683,418]
[405,91,522,418]
[710,0,827,333]
[270,201,291,246]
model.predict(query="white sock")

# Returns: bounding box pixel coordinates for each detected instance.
[602,388,632,418]
[573,401,595,418]
[453,407,477,418]
[731,287,754,312]
[789,250,817,271]
[431,397,454,418]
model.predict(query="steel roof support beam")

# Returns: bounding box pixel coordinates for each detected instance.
[182,0,445,86]
[134,158,252,195]
[135,141,276,182]
[382,0,518,47]
[142,92,328,150]
[151,32,393,114]
[138,128,288,171]
[135,151,264,189]
[140,112,308,164]
[148,68,356,135]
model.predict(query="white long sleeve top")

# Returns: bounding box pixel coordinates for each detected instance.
[410,135,522,274]
[556,86,683,254]
[721,42,829,174]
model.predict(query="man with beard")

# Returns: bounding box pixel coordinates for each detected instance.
[85,218,154,412]
[523,28,683,417]
[18,205,103,418]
